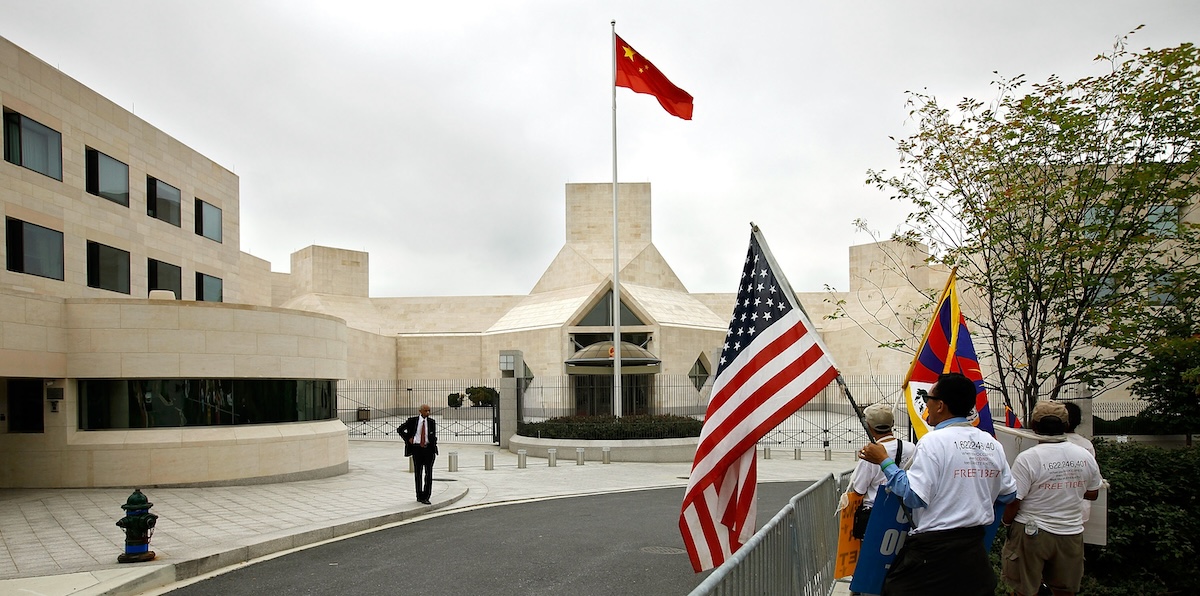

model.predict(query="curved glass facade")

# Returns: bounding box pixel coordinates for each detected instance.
[78,379,336,430]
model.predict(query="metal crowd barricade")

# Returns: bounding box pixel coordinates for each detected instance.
[689,474,840,596]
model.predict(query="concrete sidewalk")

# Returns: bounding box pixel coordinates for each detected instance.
[0,440,856,596]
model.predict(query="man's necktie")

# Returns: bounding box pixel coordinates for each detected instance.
[420,419,427,447]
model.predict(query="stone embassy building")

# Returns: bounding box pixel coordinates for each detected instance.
[0,35,931,488]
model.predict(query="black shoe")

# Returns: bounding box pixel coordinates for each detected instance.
[420,499,431,505]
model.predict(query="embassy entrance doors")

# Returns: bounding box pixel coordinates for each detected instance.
[572,373,652,416]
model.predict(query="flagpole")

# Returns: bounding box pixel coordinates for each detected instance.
[753,222,876,445]
[836,375,877,445]
[611,20,622,417]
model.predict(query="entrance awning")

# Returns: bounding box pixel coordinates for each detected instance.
[565,341,661,375]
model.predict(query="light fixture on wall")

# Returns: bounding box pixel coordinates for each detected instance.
[46,381,64,413]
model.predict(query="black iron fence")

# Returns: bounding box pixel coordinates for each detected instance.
[338,379,500,444]
[337,375,1150,450]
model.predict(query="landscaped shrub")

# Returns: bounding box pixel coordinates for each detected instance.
[1081,440,1200,595]
[465,386,498,407]
[517,414,703,440]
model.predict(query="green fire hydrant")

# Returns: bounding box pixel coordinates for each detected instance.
[115,488,158,563]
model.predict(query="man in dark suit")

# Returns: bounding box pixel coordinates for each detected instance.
[398,404,438,504]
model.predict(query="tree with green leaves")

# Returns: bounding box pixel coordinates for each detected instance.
[863,30,1200,420]
[1131,335,1200,442]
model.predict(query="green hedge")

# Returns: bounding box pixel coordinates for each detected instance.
[1082,440,1200,595]
[517,414,703,440]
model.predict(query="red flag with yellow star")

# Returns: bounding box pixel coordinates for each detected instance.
[615,34,693,120]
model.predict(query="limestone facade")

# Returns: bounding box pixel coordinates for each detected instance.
[1,35,349,488]
[0,33,948,489]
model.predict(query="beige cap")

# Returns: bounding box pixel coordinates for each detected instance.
[864,403,894,432]
[1030,401,1068,424]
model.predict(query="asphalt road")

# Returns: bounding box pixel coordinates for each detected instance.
[166,481,811,596]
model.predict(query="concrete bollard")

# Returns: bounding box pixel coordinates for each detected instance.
[824,448,832,461]
[548,448,557,467]
[517,449,527,469]
[448,451,458,472]
[409,455,415,473]
[576,447,585,466]
[794,448,803,461]
[602,446,611,464]
[762,446,772,460]
[484,451,494,471]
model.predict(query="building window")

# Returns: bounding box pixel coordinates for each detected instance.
[6,379,45,433]
[689,357,711,391]
[578,290,646,326]
[86,241,131,294]
[196,272,223,302]
[5,217,64,280]
[78,378,336,429]
[1147,204,1180,237]
[86,148,129,206]
[148,258,182,299]
[194,199,222,242]
[3,109,62,180]
[146,176,181,226]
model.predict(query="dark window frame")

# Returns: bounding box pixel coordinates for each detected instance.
[85,148,130,207]
[146,176,182,227]
[86,241,131,294]
[194,198,223,243]
[3,109,63,181]
[196,271,223,302]
[5,217,65,280]
[148,258,182,300]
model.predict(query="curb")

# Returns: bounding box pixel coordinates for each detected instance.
[79,485,470,596]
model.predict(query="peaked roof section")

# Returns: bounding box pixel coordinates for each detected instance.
[622,284,728,330]
[486,285,597,334]
[530,242,687,294]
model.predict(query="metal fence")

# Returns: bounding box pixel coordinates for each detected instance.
[337,375,1148,448]
[337,379,500,443]
[1093,400,1148,420]
[688,473,841,596]
[520,374,711,420]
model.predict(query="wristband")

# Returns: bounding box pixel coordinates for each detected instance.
[881,458,897,472]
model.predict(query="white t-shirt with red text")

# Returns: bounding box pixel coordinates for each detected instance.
[1012,441,1103,535]
[905,425,1016,534]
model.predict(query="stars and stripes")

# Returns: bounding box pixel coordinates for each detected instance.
[679,227,839,572]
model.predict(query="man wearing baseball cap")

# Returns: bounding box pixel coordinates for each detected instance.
[1001,401,1103,596]
[860,372,1017,595]
[850,403,916,520]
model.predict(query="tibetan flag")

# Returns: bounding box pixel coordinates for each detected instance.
[615,34,693,120]
[902,268,995,439]
[679,226,839,572]
[1005,405,1023,429]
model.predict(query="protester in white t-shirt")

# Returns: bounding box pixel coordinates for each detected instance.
[860,372,1017,596]
[1001,401,1102,596]
[850,403,916,509]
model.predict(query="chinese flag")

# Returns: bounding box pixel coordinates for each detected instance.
[615,34,693,120]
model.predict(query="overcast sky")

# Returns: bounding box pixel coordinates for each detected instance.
[3,1,1197,298]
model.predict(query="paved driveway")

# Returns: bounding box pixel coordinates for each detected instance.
[164,482,810,596]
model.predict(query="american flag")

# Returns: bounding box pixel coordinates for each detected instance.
[679,227,839,572]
